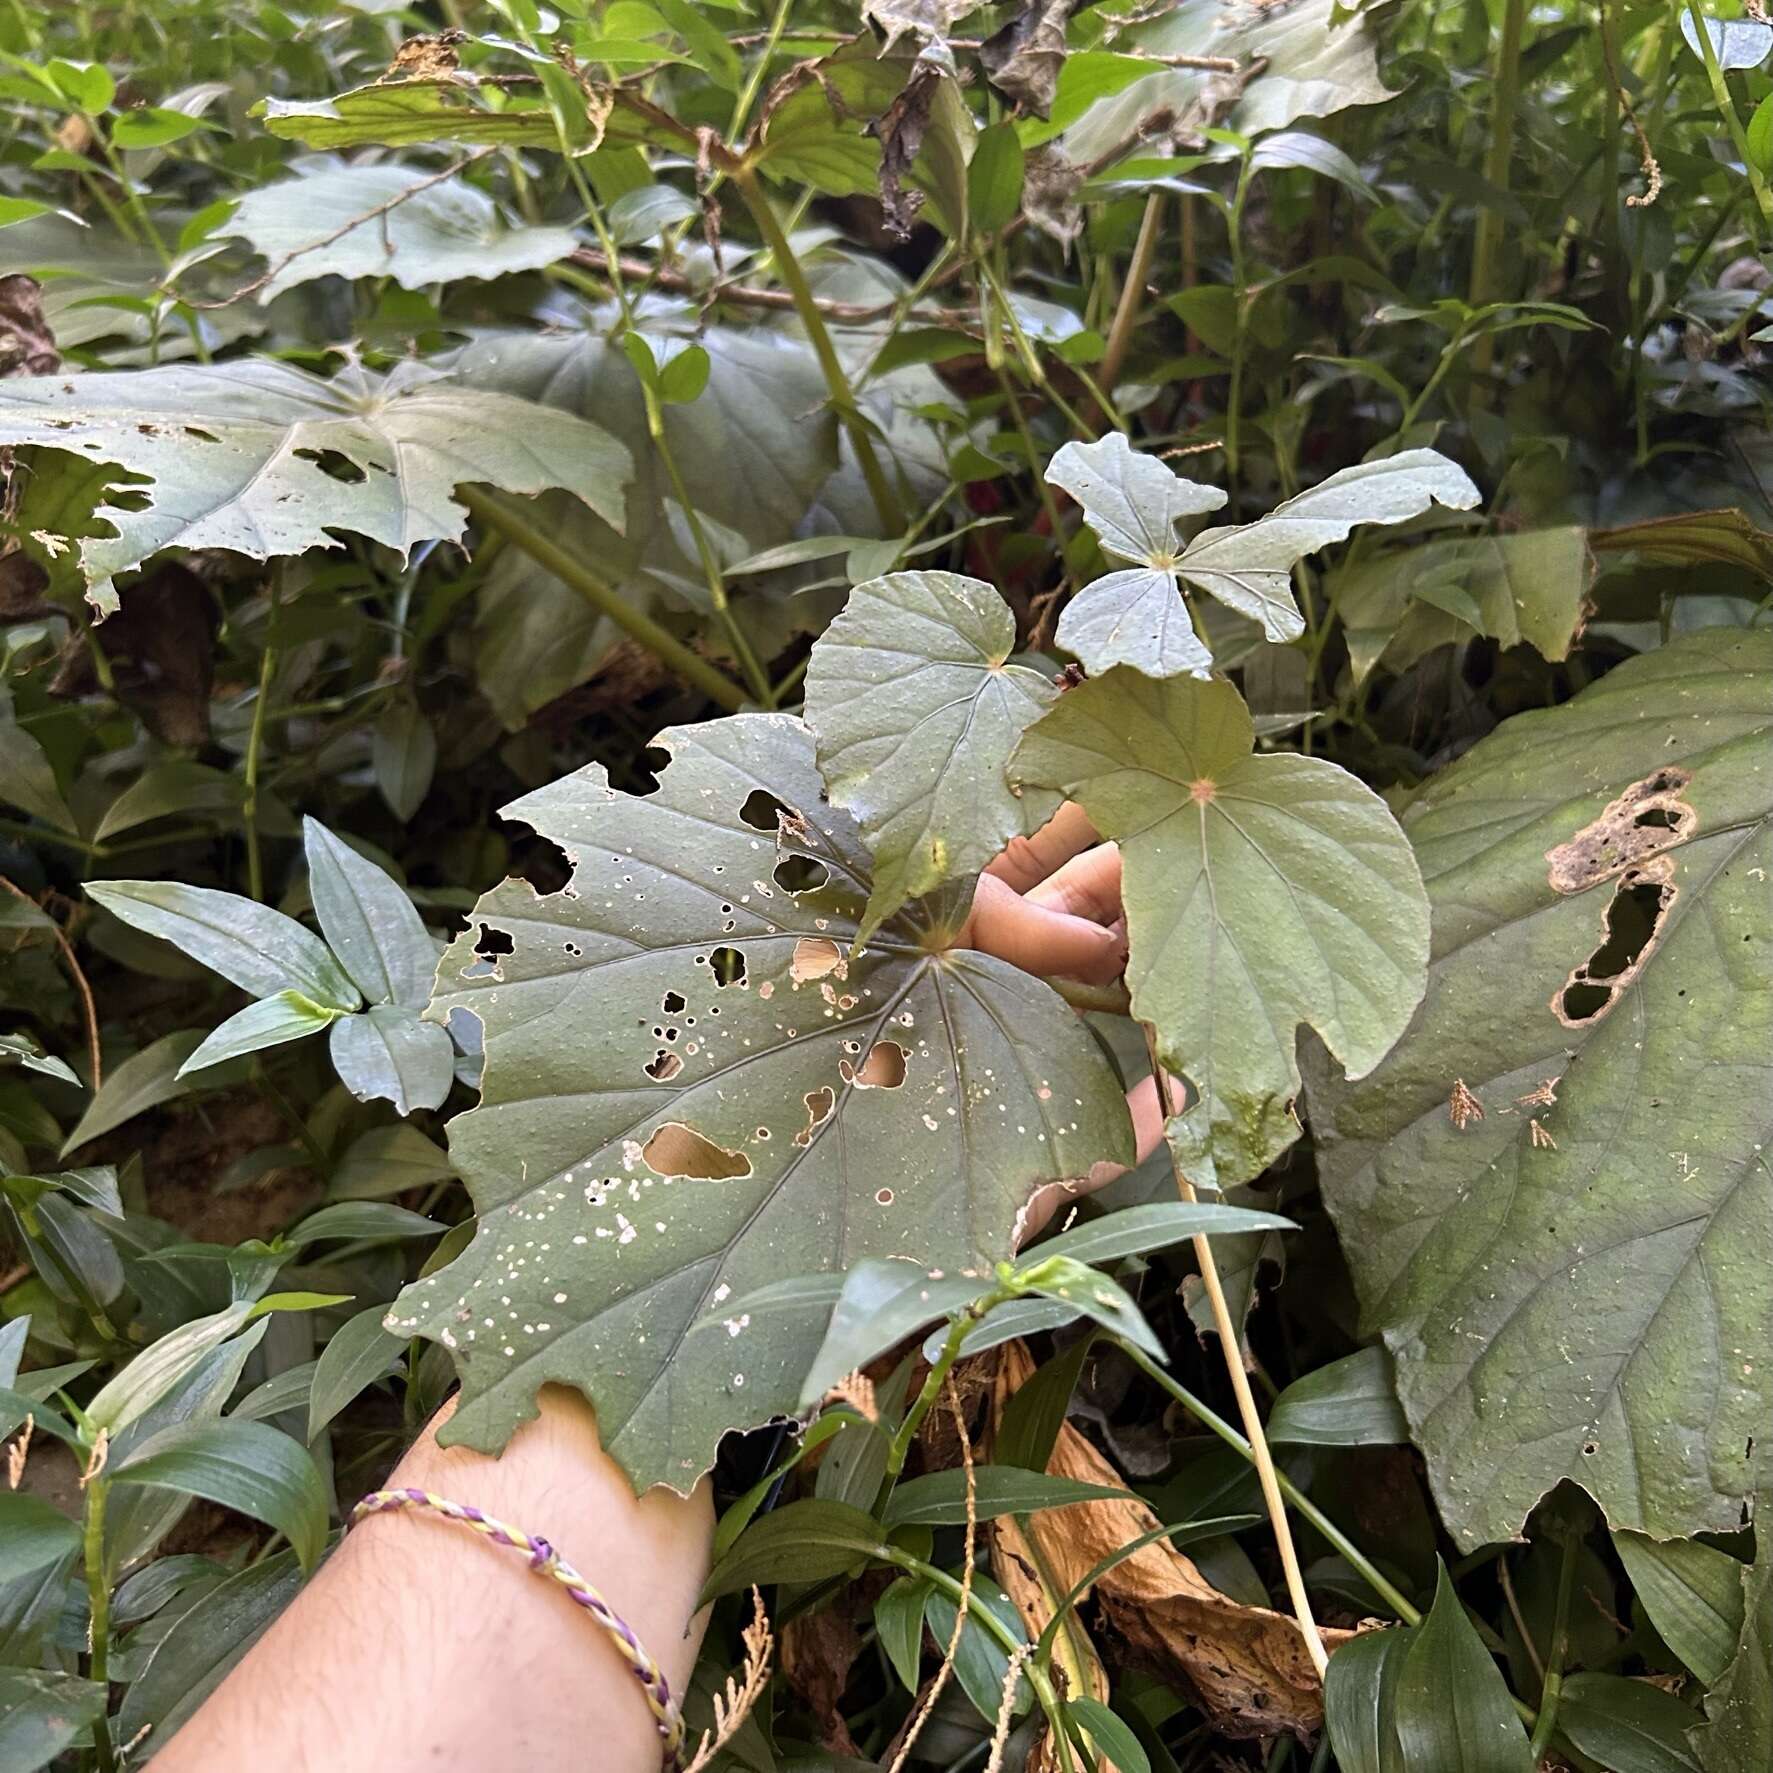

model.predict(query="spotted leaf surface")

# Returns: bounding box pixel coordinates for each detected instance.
[391,713,1133,1492]
[1306,629,1773,1547]
[0,358,630,613]
[804,570,1061,943]
[1013,669,1429,1190]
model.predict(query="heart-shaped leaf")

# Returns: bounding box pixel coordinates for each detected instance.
[1306,629,1772,1546]
[1014,669,1429,1188]
[388,713,1133,1491]
[804,570,1061,941]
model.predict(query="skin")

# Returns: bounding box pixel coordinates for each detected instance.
[153,809,1158,1773]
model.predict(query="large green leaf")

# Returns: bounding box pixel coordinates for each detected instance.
[1013,670,1429,1188]
[1046,432,1227,678]
[1393,1567,1534,1771]
[1307,629,1772,1546]
[387,713,1133,1491]
[447,325,838,727]
[228,163,578,299]
[257,78,606,152]
[0,358,629,612]
[804,570,1061,941]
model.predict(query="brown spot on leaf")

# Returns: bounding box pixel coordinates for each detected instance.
[640,1122,752,1180]
[794,1087,835,1148]
[1547,768,1696,893]
[790,936,844,983]
[1554,856,1677,1027]
[842,1040,907,1089]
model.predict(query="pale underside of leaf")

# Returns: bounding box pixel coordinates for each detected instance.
[1306,628,1773,1547]
[390,713,1132,1493]
[804,570,1061,940]
[1045,431,1226,563]
[1054,564,1214,679]
[228,164,579,300]
[0,358,630,611]
[1013,669,1429,1190]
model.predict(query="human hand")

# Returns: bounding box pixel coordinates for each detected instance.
[957,802,1171,1240]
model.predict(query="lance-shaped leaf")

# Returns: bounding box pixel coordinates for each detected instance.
[0,358,629,613]
[386,713,1133,1492]
[1175,450,1480,646]
[227,163,579,301]
[1305,628,1772,1547]
[1046,432,1227,679]
[1013,669,1429,1189]
[804,571,1061,942]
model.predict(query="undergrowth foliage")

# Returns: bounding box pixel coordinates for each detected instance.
[0,2,1769,1770]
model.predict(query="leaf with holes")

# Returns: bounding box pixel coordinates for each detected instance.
[387,712,1133,1492]
[1305,629,1773,1547]
[804,570,1061,942]
[1013,669,1429,1189]
[1046,431,1228,678]
[227,164,578,301]
[0,358,629,613]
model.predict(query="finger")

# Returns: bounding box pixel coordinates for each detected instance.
[985,801,1102,893]
[963,872,1125,985]
[1014,1073,1175,1245]
[1027,840,1123,927]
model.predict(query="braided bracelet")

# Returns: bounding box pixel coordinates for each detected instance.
[351,1487,686,1770]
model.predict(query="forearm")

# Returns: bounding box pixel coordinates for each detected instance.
[150,1385,713,1773]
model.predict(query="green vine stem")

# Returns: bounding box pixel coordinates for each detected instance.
[1526,1529,1579,1761]
[730,167,907,534]
[82,1468,117,1773]
[241,569,280,902]
[1142,1028,1329,1678]
[1099,191,1164,395]
[1117,1340,1421,1627]
[635,380,775,705]
[1468,0,1526,385]
[1223,156,1256,496]
[461,488,750,713]
[1687,0,1773,241]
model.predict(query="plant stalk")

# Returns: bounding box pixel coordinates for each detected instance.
[461,489,749,713]
[1468,0,1527,388]
[1141,1027,1328,1677]
[1526,1531,1579,1761]
[730,168,906,534]
[242,571,279,903]
[1687,1,1773,240]
[83,1473,116,1773]
[1099,192,1164,393]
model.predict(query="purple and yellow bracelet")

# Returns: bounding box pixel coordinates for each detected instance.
[351,1487,686,1770]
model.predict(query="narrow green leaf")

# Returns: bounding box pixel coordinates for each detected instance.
[308,1303,406,1439]
[1324,1627,1411,1773]
[180,990,343,1073]
[112,1418,329,1572]
[1068,1697,1150,1773]
[86,881,359,1008]
[700,1499,885,1602]
[1393,1567,1532,1771]
[924,1573,1030,1723]
[995,1331,1094,1472]
[372,701,437,824]
[797,1259,983,1408]
[968,120,1025,235]
[0,1493,83,1584]
[1614,1531,1747,1685]
[302,818,437,1008]
[1266,1348,1409,1446]
[1556,1672,1703,1773]
[284,1202,439,1249]
[875,1575,929,1692]
[328,1004,456,1114]
[0,1668,107,1773]
[327,1123,456,1201]
[883,1468,1133,1527]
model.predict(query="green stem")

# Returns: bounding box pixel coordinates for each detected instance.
[1119,1342,1422,1625]
[1468,0,1526,384]
[885,1303,985,1480]
[83,1474,116,1773]
[731,168,905,533]
[242,573,280,903]
[1526,1532,1579,1762]
[1099,191,1164,394]
[638,383,774,705]
[1044,975,1131,1017]
[462,489,749,712]
[1224,159,1255,494]
[1687,1,1773,241]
